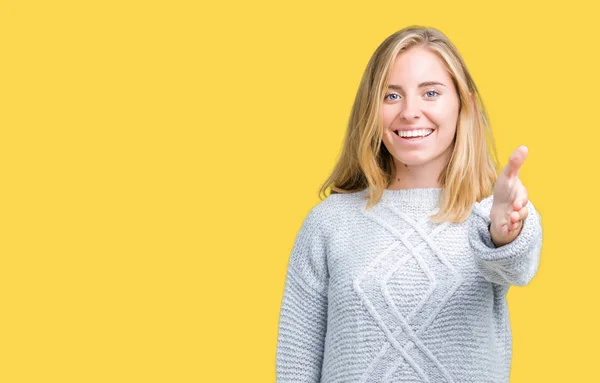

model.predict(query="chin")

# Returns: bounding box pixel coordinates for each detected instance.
[396,155,431,167]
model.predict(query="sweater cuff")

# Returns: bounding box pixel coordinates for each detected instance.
[469,198,541,262]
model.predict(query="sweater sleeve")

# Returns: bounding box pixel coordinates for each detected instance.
[468,194,543,286]
[276,207,330,382]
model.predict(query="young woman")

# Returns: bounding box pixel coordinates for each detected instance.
[275,26,543,383]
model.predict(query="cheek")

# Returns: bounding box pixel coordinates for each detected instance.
[430,103,459,127]
[381,108,393,126]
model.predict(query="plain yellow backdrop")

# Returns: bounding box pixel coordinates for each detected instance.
[0,0,597,381]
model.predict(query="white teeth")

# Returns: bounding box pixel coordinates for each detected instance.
[397,129,433,138]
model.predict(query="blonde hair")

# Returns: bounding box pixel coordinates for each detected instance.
[318,25,500,223]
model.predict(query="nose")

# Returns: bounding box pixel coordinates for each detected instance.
[399,94,421,121]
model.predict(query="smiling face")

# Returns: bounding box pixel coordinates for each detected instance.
[381,46,461,181]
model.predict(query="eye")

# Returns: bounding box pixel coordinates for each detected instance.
[425,90,440,98]
[384,93,399,101]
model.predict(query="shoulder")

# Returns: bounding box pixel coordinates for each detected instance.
[303,190,367,235]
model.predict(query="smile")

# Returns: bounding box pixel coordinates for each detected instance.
[393,129,434,140]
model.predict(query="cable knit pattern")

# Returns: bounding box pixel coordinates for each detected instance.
[276,188,543,383]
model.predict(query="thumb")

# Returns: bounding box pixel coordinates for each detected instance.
[504,145,528,178]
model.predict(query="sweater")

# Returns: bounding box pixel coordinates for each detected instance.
[275,187,543,383]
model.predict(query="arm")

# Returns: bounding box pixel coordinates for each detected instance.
[276,207,329,382]
[468,194,543,286]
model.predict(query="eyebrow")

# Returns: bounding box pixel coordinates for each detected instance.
[388,81,447,91]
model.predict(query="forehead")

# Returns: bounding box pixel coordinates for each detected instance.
[389,47,452,84]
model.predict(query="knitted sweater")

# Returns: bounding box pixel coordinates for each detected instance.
[275,188,543,383]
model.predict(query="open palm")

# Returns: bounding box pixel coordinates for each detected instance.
[490,146,530,247]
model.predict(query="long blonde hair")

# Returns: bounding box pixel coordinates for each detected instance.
[318,25,500,223]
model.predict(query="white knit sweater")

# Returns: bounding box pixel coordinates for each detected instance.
[275,187,543,383]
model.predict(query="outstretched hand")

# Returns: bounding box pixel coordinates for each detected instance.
[489,146,530,247]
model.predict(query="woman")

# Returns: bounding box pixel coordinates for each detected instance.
[275,25,542,383]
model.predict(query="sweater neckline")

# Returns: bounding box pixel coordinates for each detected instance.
[379,187,443,204]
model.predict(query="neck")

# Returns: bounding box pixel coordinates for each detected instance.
[388,150,451,190]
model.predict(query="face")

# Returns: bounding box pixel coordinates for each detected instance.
[381,46,460,171]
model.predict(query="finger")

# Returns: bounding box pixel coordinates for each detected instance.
[513,187,529,210]
[505,145,528,179]
[521,188,529,208]
[509,210,521,223]
[513,198,522,210]
[518,205,529,221]
[509,205,528,222]
[509,220,522,233]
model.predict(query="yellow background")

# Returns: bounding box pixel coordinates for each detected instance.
[0,0,595,381]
